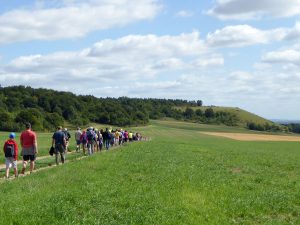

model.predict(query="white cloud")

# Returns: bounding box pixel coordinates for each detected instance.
[192,57,224,67]
[176,10,194,18]
[206,25,287,47]
[284,22,300,41]
[0,0,162,44]
[208,0,300,20]
[262,50,300,66]
[0,32,222,89]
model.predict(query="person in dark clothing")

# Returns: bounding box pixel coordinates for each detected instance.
[52,126,66,165]
[102,128,111,150]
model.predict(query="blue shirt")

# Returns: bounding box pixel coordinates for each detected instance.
[52,130,65,145]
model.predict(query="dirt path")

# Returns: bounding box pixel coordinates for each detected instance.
[200,132,300,141]
[0,150,77,170]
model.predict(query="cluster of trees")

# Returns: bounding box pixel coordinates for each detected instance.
[285,124,300,134]
[246,122,283,132]
[0,86,204,131]
[180,107,240,126]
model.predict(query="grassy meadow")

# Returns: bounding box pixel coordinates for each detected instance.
[0,120,299,224]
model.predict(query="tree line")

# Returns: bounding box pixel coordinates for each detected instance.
[0,86,206,131]
[0,86,291,133]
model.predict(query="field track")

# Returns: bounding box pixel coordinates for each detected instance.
[0,137,151,181]
[200,132,300,141]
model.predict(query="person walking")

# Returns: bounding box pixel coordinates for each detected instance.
[128,131,133,142]
[20,122,38,175]
[103,128,111,150]
[86,127,95,155]
[80,130,87,155]
[52,126,66,165]
[97,130,103,152]
[63,128,71,152]
[3,133,19,178]
[75,127,82,152]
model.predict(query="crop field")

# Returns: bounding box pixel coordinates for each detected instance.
[0,120,299,224]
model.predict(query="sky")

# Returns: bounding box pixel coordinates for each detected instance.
[0,0,300,120]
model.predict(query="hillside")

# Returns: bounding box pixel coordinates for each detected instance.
[175,106,273,126]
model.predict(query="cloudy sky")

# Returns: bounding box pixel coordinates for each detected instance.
[0,0,300,120]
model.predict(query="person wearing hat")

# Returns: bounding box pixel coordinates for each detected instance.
[3,133,19,178]
[20,122,38,175]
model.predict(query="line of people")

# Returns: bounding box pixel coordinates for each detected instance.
[74,127,142,155]
[52,126,143,165]
[3,123,142,179]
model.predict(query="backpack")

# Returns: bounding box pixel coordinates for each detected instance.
[86,130,94,141]
[64,131,71,140]
[81,133,87,142]
[5,143,15,158]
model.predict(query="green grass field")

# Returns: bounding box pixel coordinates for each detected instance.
[0,120,299,224]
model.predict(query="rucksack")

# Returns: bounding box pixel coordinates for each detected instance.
[5,143,15,158]
[64,131,71,140]
[86,130,94,141]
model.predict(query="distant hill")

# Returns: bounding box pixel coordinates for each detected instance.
[174,106,284,132]
[271,119,300,124]
[176,106,272,125]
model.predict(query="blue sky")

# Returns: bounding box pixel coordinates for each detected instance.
[0,0,300,120]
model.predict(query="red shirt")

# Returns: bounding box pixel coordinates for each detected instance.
[20,130,37,148]
[3,139,18,160]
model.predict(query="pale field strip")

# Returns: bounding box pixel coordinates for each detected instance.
[200,132,300,141]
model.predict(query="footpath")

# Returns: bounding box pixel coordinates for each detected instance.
[0,137,151,182]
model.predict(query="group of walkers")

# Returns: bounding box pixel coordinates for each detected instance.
[74,127,142,155]
[2,123,142,179]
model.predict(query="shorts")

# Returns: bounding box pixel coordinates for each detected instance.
[76,140,81,145]
[55,144,65,154]
[23,155,36,161]
[5,157,17,169]
[22,146,35,156]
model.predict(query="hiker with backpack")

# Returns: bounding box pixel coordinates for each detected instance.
[93,128,99,153]
[75,127,82,152]
[103,128,111,150]
[52,126,66,165]
[3,133,19,178]
[20,122,38,175]
[63,128,71,152]
[119,129,124,145]
[80,130,87,155]
[97,129,103,152]
[86,127,95,155]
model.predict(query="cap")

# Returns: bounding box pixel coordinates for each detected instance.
[9,132,16,139]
